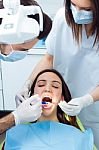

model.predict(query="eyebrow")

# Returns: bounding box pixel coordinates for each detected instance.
[37,80,46,83]
[71,2,91,10]
[37,80,61,85]
[52,80,61,85]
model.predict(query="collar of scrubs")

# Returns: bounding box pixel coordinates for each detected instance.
[81,27,97,50]
[4,121,93,150]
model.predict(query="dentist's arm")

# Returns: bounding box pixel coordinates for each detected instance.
[15,53,53,105]
[0,113,15,134]
[59,86,99,116]
[0,95,42,134]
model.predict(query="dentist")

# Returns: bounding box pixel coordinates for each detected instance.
[0,0,52,62]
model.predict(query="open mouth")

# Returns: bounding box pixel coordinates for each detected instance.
[42,97,52,103]
[42,96,53,109]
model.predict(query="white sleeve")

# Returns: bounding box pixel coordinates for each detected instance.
[45,7,65,56]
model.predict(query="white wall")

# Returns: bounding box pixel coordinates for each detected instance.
[1,49,46,110]
[36,0,64,19]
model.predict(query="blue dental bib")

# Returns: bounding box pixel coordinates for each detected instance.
[4,121,93,150]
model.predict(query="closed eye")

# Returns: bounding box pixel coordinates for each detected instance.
[83,8,91,11]
[38,84,45,87]
[37,80,46,87]
[52,85,59,88]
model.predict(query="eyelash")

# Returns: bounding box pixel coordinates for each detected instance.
[38,85,45,87]
[52,86,59,88]
[84,9,91,11]
[38,85,59,89]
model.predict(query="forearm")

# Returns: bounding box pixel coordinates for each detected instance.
[0,113,15,134]
[28,53,53,81]
[90,86,99,102]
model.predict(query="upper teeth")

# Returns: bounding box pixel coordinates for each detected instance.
[43,96,51,99]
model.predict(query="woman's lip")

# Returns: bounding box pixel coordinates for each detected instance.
[42,105,52,109]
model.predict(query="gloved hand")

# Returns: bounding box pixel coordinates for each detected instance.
[15,80,33,107]
[58,94,94,116]
[12,94,42,125]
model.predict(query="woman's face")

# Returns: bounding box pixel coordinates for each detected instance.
[71,0,92,11]
[34,72,62,117]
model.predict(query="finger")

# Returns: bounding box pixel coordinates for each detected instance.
[58,101,68,106]
[65,112,77,116]
[60,105,80,115]
[15,95,25,107]
[29,95,41,104]
[15,94,25,102]
[58,102,74,110]
[15,99,21,107]
[59,101,79,109]
[59,106,74,112]
[23,92,29,100]
[59,106,78,116]
[66,109,80,116]
[68,103,79,106]
[68,101,79,106]
[33,106,42,113]
[22,97,41,108]
[58,102,79,112]
[30,101,42,109]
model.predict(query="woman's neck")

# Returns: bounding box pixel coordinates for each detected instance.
[84,24,93,38]
[38,115,59,122]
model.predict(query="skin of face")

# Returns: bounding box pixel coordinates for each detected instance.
[71,0,92,11]
[0,38,39,55]
[33,72,63,121]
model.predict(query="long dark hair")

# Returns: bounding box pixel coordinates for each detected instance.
[64,0,99,45]
[30,69,79,129]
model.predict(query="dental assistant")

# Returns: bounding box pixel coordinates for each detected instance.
[17,0,99,149]
[0,0,52,62]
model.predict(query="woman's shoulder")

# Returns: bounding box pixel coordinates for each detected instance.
[55,7,65,20]
[53,7,68,29]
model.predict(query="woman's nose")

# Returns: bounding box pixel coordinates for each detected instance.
[45,84,51,92]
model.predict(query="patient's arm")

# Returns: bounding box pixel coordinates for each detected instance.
[0,113,15,134]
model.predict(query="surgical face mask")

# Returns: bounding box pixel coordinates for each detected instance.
[71,4,93,24]
[0,45,27,62]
